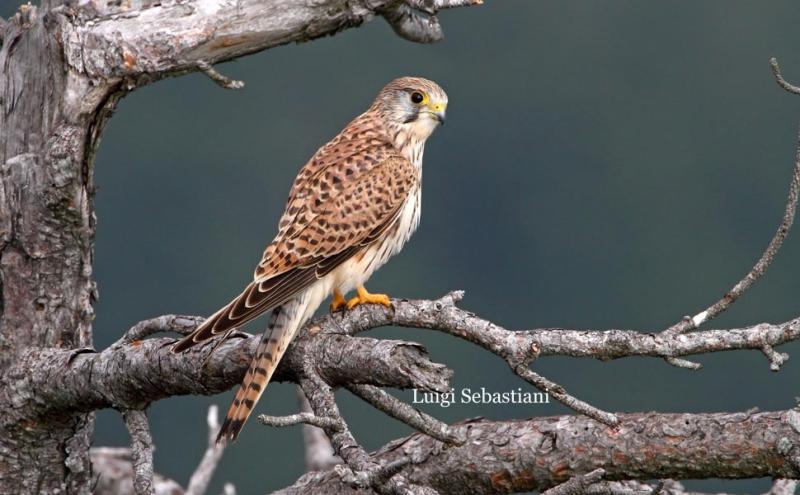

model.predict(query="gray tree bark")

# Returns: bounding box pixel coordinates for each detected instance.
[0,1,477,493]
[278,410,800,494]
[2,1,799,494]
[0,4,108,492]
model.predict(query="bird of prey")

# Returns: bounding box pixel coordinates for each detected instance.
[172,77,448,442]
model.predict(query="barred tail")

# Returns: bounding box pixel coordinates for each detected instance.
[217,295,308,443]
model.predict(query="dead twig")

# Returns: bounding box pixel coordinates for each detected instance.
[186,405,231,495]
[658,119,800,368]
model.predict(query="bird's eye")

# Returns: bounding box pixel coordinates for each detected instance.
[410,92,424,104]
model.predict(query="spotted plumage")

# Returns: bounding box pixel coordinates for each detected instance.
[172,77,448,442]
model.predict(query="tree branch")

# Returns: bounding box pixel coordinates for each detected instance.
[346,384,464,445]
[767,479,799,495]
[277,410,800,494]
[296,387,340,472]
[540,469,606,495]
[661,123,800,337]
[771,58,800,95]
[91,447,185,495]
[92,404,232,495]
[648,59,800,369]
[298,372,426,495]
[185,405,230,495]
[2,325,451,421]
[60,0,481,88]
[121,410,155,495]
[5,291,800,429]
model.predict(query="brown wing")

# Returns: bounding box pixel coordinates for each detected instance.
[256,115,397,279]
[172,154,417,352]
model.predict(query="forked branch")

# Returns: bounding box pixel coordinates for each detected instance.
[656,57,800,370]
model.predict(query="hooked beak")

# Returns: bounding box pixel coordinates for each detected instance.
[429,102,446,125]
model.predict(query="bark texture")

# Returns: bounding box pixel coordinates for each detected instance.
[279,410,800,494]
[0,0,477,492]
[2,0,800,493]
[0,4,110,492]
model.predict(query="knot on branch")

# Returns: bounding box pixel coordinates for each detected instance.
[762,344,790,371]
[378,0,482,43]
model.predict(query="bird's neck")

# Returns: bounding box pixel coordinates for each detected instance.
[386,124,428,169]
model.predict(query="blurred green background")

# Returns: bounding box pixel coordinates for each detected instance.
[6,1,800,493]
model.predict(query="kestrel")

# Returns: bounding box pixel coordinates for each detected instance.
[173,77,448,442]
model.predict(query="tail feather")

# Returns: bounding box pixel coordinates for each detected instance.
[216,296,307,443]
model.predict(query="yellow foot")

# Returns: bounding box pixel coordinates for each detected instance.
[346,285,391,310]
[330,289,347,313]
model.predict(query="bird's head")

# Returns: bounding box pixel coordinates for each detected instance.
[371,76,448,140]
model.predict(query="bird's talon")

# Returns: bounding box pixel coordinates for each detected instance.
[346,286,392,310]
[330,289,347,313]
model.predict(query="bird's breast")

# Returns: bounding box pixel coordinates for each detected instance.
[329,186,421,293]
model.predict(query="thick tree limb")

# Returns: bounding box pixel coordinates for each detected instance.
[0,328,449,423]
[276,409,800,494]
[0,0,479,488]
[60,0,480,88]
[4,291,800,428]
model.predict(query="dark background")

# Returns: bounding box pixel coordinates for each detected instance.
[5,1,800,493]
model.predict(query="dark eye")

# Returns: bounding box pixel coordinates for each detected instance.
[410,91,424,104]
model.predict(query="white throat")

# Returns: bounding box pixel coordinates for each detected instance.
[391,122,435,169]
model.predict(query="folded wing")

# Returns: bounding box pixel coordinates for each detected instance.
[171,154,417,352]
